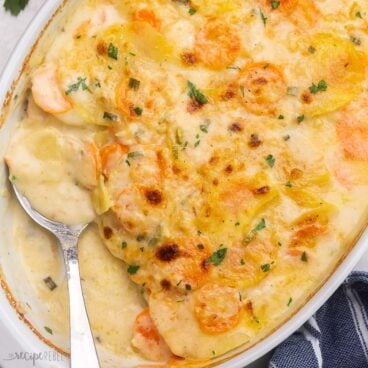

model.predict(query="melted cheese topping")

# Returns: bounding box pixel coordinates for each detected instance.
[5,0,368,365]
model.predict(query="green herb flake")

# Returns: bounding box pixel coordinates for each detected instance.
[261,263,271,272]
[309,80,328,94]
[127,151,143,159]
[187,81,208,105]
[43,276,57,291]
[65,77,91,95]
[189,7,197,15]
[244,218,266,244]
[128,78,141,91]
[297,114,305,123]
[308,46,316,54]
[227,66,241,70]
[103,112,118,121]
[44,326,53,335]
[240,85,245,97]
[127,264,140,275]
[356,11,363,19]
[240,258,245,265]
[108,43,119,60]
[121,241,128,249]
[134,107,143,116]
[270,0,280,10]
[287,297,293,307]
[239,292,243,301]
[260,9,267,26]
[285,181,293,188]
[10,175,17,182]
[207,248,228,266]
[301,251,308,262]
[4,0,29,16]
[194,140,201,148]
[278,114,284,120]
[200,124,208,133]
[266,154,276,168]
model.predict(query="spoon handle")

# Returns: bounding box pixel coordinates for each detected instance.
[63,243,101,368]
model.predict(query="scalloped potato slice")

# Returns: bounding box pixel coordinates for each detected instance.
[149,290,254,359]
[301,33,364,117]
[196,174,279,242]
[128,22,176,63]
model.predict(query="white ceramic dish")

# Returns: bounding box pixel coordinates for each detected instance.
[0,1,368,367]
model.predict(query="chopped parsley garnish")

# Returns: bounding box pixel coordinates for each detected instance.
[127,264,140,275]
[287,297,293,307]
[260,9,267,26]
[239,292,243,301]
[266,154,276,168]
[227,66,241,70]
[261,263,271,272]
[285,181,293,188]
[309,80,327,94]
[194,140,201,147]
[308,46,316,54]
[187,81,208,105]
[10,175,17,182]
[129,78,141,90]
[356,11,363,19]
[301,251,308,262]
[240,85,245,97]
[270,0,280,9]
[136,234,146,242]
[207,248,227,266]
[121,241,128,249]
[243,218,266,244]
[350,36,361,46]
[185,284,192,291]
[127,151,143,159]
[65,77,91,95]
[175,127,184,144]
[103,112,118,121]
[44,326,53,335]
[200,124,208,133]
[278,115,284,119]
[297,114,305,123]
[240,258,245,265]
[94,79,101,88]
[108,43,119,60]
[189,7,196,15]
[43,276,57,291]
[4,0,29,16]
[134,107,143,116]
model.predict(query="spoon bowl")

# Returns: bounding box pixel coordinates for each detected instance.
[8,176,101,368]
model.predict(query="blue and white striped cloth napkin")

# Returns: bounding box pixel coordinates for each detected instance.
[269,271,368,368]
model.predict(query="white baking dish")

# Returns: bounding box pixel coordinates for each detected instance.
[0,1,368,367]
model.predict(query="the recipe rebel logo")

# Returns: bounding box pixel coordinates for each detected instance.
[2,351,66,367]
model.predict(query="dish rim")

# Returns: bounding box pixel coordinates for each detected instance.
[0,2,368,367]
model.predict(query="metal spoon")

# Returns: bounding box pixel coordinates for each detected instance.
[9,179,101,368]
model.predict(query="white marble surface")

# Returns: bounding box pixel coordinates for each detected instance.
[0,2,367,368]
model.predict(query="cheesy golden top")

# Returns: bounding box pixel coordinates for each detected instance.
[5,0,368,365]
